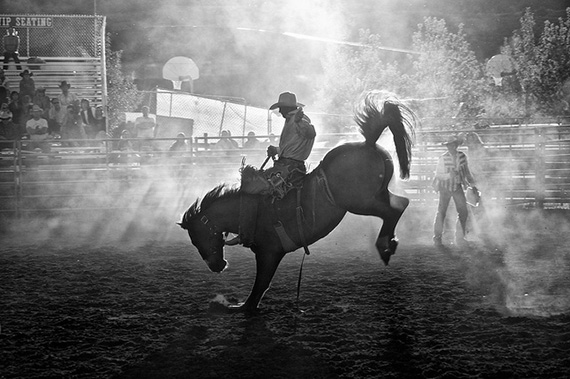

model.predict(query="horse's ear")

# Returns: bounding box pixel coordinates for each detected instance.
[177,222,187,230]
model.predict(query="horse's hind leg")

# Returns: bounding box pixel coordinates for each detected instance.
[372,190,409,265]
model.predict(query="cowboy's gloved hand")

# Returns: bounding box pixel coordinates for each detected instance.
[294,108,304,122]
[267,145,278,157]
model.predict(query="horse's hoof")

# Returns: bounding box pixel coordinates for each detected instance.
[379,238,398,266]
[380,249,392,265]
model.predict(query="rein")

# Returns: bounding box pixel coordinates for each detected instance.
[295,187,310,307]
[199,215,222,258]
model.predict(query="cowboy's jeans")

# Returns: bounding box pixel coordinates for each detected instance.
[433,186,468,241]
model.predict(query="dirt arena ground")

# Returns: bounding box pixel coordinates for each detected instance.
[1,208,569,378]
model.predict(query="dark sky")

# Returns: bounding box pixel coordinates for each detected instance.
[1,0,568,105]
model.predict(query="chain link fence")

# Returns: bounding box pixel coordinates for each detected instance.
[153,89,283,145]
[0,14,104,57]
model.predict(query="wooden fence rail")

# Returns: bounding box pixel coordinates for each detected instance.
[1,124,569,216]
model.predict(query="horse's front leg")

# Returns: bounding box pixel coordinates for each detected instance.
[229,249,286,312]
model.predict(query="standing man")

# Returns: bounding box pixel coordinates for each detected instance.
[228,91,316,247]
[3,27,21,71]
[134,105,156,150]
[432,135,477,247]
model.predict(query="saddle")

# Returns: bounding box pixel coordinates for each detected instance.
[240,163,303,200]
[235,163,309,252]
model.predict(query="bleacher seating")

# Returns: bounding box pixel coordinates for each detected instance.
[2,56,103,106]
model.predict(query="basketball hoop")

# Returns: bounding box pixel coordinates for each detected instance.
[486,54,515,87]
[162,57,199,92]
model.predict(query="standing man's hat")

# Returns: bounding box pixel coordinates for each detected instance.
[59,80,71,88]
[31,105,43,113]
[269,92,305,110]
[442,134,464,146]
[20,69,33,77]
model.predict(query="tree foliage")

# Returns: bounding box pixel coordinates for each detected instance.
[319,17,485,127]
[502,7,570,115]
[105,33,142,130]
[318,31,408,114]
[319,8,570,127]
[410,17,485,118]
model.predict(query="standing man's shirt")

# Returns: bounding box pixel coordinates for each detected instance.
[135,115,156,138]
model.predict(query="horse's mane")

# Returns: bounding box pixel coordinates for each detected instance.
[186,184,240,219]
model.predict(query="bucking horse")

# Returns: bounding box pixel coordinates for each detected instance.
[179,90,418,312]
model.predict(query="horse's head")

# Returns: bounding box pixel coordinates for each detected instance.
[179,209,227,272]
[179,187,230,273]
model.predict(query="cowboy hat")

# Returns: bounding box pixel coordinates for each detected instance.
[0,110,12,120]
[441,133,465,146]
[59,80,71,88]
[19,69,33,77]
[269,92,305,110]
[31,105,43,113]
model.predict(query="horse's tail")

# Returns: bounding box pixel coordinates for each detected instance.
[354,90,417,179]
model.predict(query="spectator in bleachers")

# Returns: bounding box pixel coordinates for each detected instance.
[0,103,19,149]
[33,87,51,120]
[19,94,33,135]
[0,68,10,104]
[18,70,35,101]
[134,105,156,150]
[94,105,106,134]
[79,98,97,138]
[57,81,79,108]
[26,105,50,152]
[261,133,279,149]
[48,97,65,136]
[243,131,261,149]
[3,27,21,71]
[110,112,128,150]
[8,91,21,134]
[227,130,239,148]
[213,129,237,150]
[61,104,86,147]
[111,129,138,164]
[169,132,189,155]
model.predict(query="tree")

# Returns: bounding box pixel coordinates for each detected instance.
[410,17,485,119]
[535,7,570,113]
[502,7,570,116]
[105,33,142,130]
[317,30,410,132]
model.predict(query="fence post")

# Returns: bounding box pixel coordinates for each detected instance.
[219,102,227,135]
[534,126,545,209]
